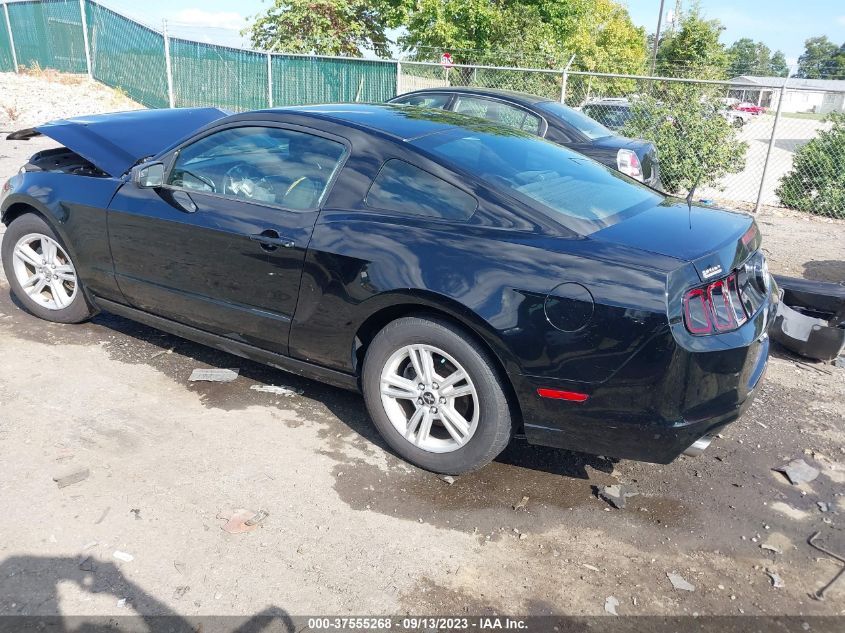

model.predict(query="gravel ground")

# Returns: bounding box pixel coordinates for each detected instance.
[0,73,843,620]
[0,71,141,132]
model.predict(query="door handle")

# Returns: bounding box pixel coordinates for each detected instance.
[249,231,295,250]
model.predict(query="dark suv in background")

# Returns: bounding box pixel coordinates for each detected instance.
[389,87,661,189]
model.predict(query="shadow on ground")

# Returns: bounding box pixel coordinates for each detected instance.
[0,555,294,631]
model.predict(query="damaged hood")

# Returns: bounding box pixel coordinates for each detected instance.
[7,107,230,177]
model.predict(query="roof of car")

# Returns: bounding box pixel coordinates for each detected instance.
[394,86,553,106]
[252,103,522,141]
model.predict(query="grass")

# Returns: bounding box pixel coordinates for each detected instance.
[765,110,826,121]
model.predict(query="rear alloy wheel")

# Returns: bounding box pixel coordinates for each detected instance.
[2,213,95,323]
[363,316,512,474]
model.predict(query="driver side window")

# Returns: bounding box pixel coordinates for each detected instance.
[168,126,346,210]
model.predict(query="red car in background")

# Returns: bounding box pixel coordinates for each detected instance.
[735,102,766,115]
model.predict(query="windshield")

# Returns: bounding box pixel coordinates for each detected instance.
[535,101,614,140]
[412,128,662,234]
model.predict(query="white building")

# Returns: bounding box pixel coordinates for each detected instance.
[728,76,845,114]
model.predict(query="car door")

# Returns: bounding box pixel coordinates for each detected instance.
[107,123,348,355]
[451,95,543,135]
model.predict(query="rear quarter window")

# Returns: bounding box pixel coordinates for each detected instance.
[365,159,477,221]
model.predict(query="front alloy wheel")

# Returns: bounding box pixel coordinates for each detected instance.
[1,212,95,323]
[11,233,78,310]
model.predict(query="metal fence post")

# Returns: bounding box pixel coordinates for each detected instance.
[395,57,402,97]
[754,79,788,213]
[3,2,18,73]
[560,54,575,104]
[266,52,273,107]
[78,0,92,78]
[162,19,175,108]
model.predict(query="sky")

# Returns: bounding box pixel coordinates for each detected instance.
[104,0,845,70]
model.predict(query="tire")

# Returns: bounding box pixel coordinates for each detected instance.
[1,212,95,323]
[362,315,513,474]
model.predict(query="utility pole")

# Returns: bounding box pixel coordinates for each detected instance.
[649,0,666,75]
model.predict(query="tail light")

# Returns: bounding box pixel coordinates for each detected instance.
[616,149,643,181]
[683,253,769,335]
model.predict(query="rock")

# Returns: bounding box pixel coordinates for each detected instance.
[774,459,820,485]
[604,596,619,615]
[439,475,455,485]
[598,484,638,509]
[817,501,829,513]
[667,572,695,592]
[766,570,784,588]
[761,542,782,554]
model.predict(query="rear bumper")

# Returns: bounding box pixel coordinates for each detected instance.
[514,303,773,464]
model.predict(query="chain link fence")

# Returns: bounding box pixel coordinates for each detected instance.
[0,0,843,220]
[400,60,845,220]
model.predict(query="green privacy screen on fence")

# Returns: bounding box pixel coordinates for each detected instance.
[271,55,397,106]
[171,39,267,111]
[7,0,87,73]
[0,9,13,72]
[1,0,398,111]
[84,1,169,108]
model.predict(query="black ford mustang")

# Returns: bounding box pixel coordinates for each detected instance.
[1,105,776,474]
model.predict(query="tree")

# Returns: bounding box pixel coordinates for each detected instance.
[246,0,403,57]
[768,51,789,77]
[777,112,845,218]
[401,0,647,74]
[622,90,747,194]
[654,6,728,79]
[727,38,770,77]
[795,36,844,79]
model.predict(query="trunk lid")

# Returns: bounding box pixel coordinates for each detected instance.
[591,199,759,281]
[7,107,229,177]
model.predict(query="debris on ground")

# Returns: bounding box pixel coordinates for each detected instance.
[189,368,239,382]
[113,550,134,563]
[439,475,455,485]
[250,384,302,396]
[761,542,783,554]
[219,508,269,534]
[149,348,173,360]
[513,496,529,511]
[130,508,141,520]
[582,564,600,572]
[818,501,830,512]
[774,458,820,485]
[808,530,845,600]
[53,468,90,489]
[94,506,110,525]
[597,484,638,509]
[78,557,97,572]
[667,572,695,592]
[766,569,785,588]
[604,596,619,615]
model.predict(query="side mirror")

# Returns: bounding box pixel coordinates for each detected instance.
[133,162,165,189]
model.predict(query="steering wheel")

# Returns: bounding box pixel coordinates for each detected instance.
[222,164,276,203]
